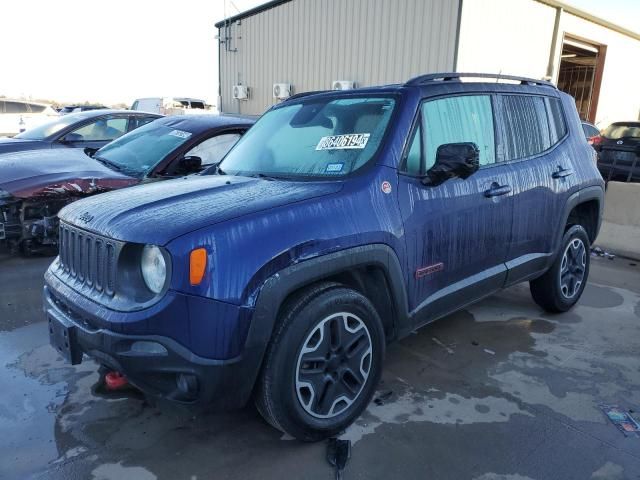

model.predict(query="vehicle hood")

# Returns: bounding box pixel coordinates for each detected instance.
[59,174,344,245]
[0,148,136,198]
[0,137,47,154]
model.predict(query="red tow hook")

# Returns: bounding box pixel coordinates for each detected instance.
[104,371,129,390]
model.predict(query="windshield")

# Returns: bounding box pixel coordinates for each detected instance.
[95,121,192,177]
[14,112,86,140]
[602,122,640,140]
[217,96,396,178]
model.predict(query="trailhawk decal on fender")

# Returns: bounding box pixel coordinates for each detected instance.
[316,133,370,150]
[415,262,444,279]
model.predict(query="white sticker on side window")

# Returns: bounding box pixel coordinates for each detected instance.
[316,133,370,151]
[168,129,192,139]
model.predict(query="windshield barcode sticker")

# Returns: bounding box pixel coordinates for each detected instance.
[316,133,370,150]
[168,129,192,139]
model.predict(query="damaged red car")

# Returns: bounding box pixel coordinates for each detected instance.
[0,114,254,254]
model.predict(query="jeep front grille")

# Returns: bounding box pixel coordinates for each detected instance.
[58,223,118,296]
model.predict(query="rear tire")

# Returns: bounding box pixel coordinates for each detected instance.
[530,224,590,313]
[254,282,385,442]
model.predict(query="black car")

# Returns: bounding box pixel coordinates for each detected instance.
[0,114,254,254]
[0,110,161,155]
[592,121,640,182]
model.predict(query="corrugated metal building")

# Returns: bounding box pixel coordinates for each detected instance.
[216,0,640,127]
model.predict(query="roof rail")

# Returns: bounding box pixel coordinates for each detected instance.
[284,90,329,102]
[405,72,556,89]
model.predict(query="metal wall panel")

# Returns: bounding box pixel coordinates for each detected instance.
[218,0,460,115]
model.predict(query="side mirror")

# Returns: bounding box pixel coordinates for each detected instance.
[422,142,480,186]
[60,132,83,143]
[178,155,202,174]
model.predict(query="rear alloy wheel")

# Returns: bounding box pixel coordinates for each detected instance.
[255,283,384,442]
[530,224,591,313]
[559,238,587,299]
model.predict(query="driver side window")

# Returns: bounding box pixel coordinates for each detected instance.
[70,117,127,141]
[185,133,241,167]
[422,95,496,168]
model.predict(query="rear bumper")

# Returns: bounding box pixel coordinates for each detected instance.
[43,271,263,409]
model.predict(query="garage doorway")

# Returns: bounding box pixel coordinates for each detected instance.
[556,35,606,123]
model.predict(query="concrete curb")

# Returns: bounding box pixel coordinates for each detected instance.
[595,181,640,260]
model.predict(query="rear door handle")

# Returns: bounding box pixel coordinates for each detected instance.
[484,183,512,197]
[552,167,574,179]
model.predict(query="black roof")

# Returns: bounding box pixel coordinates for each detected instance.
[215,0,292,28]
[60,109,161,121]
[153,114,255,134]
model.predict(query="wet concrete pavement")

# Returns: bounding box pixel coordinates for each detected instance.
[1,253,639,480]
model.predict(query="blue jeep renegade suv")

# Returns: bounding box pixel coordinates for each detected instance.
[44,73,604,441]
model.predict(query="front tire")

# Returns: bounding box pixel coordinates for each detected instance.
[530,224,590,313]
[255,283,385,442]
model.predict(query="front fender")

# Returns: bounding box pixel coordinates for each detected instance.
[237,243,409,402]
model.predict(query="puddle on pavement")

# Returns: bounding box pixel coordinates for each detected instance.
[2,277,639,479]
[579,284,625,309]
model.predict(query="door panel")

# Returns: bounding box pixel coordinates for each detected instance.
[495,95,575,283]
[398,94,513,325]
[399,168,514,323]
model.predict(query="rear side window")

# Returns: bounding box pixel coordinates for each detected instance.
[422,95,496,169]
[496,95,551,161]
[70,117,128,141]
[546,97,568,143]
[4,101,29,114]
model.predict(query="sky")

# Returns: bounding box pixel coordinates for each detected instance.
[1,0,638,107]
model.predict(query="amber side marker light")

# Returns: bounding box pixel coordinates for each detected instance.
[190,248,207,285]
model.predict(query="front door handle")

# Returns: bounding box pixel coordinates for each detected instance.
[552,166,574,179]
[484,183,512,197]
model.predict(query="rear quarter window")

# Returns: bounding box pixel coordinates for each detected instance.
[496,95,553,161]
[4,101,29,114]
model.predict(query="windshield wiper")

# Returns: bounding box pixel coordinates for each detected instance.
[248,172,291,181]
[93,155,123,172]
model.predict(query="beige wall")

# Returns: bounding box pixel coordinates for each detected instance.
[218,0,640,124]
[218,0,460,115]
[456,0,640,128]
[456,0,557,79]
[557,12,640,128]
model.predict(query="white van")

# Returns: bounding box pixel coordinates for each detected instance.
[0,99,59,137]
[131,97,217,116]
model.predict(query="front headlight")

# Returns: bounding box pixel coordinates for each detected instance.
[141,245,167,294]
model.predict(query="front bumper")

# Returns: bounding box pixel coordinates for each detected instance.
[44,271,262,409]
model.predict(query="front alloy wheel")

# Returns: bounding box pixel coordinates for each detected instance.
[296,312,372,419]
[255,283,384,442]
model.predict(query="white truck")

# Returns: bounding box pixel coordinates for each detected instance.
[130,97,217,116]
